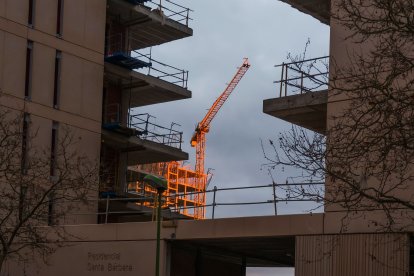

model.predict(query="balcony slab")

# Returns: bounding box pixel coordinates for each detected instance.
[278,0,330,25]
[263,90,327,134]
[107,0,193,49]
[105,62,191,108]
[102,129,188,165]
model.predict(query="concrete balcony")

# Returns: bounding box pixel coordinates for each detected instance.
[104,51,191,108]
[107,0,193,50]
[102,114,188,165]
[278,0,330,25]
[263,56,329,134]
[264,90,327,134]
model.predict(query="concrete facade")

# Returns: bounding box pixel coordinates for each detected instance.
[0,0,105,224]
[0,0,194,221]
[0,0,194,256]
[262,0,413,274]
[4,214,411,275]
[1,0,411,275]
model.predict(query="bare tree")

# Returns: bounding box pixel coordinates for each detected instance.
[264,0,414,231]
[0,107,98,273]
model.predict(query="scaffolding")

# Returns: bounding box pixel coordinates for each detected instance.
[128,162,207,219]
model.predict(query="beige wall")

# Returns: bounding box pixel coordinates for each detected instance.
[296,233,409,276]
[325,0,414,216]
[0,0,106,119]
[63,0,107,54]
[31,42,56,106]
[4,222,169,276]
[9,0,109,53]
[34,0,58,35]
[0,0,28,25]
[6,240,161,276]
[0,0,106,225]
[0,30,26,98]
[0,0,105,131]
[60,52,103,122]
[3,216,411,276]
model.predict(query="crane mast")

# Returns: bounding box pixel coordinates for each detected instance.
[143,58,250,220]
[190,58,251,176]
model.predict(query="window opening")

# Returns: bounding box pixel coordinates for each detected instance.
[21,113,30,174]
[56,0,63,36]
[53,51,62,108]
[28,0,35,26]
[25,41,33,99]
[50,121,58,176]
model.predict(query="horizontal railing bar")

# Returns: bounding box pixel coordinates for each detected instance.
[274,56,329,67]
[273,72,328,83]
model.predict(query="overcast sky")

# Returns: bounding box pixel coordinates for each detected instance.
[136,1,329,274]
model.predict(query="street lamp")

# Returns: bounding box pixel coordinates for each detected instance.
[144,174,168,276]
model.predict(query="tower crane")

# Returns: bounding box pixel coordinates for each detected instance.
[190,58,250,184]
[143,58,250,220]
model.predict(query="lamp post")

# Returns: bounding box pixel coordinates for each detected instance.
[144,174,167,276]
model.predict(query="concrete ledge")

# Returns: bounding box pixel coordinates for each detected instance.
[105,63,191,108]
[102,129,189,165]
[174,213,325,240]
[108,0,193,50]
[263,90,328,134]
[278,0,330,25]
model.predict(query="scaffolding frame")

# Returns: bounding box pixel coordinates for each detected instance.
[128,162,207,219]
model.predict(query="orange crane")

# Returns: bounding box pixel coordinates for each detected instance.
[136,58,250,219]
[191,58,250,175]
[190,58,250,215]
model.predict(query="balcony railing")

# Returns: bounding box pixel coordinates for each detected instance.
[132,48,189,88]
[66,181,325,222]
[274,56,329,97]
[105,34,189,88]
[102,106,184,149]
[129,113,183,149]
[144,0,193,26]
[123,0,193,26]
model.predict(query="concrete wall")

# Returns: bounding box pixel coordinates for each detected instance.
[324,0,414,219]
[0,31,27,98]
[296,233,409,276]
[6,240,160,276]
[2,215,412,276]
[0,0,28,26]
[0,0,106,224]
[3,222,168,276]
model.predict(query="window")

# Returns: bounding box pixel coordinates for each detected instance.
[47,192,55,226]
[24,41,33,99]
[56,0,63,36]
[21,113,30,174]
[49,121,58,225]
[18,185,28,222]
[28,0,35,26]
[50,121,58,176]
[53,51,62,108]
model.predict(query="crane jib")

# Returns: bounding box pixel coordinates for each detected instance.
[192,57,250,180]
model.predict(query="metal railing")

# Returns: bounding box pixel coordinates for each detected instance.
[141,0,193,26]
[129,113,183,149]
[105,34,189,88]
[131,48,189,88]
[275,56,329,97]
[60,181,325,223]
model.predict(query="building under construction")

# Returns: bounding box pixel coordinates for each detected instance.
[1,0,413,275]
[99,0,196,222]
[126,58,250,220]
